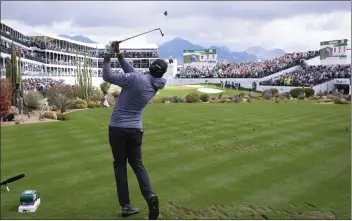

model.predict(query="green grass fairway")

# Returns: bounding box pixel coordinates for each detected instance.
[1,101,350,219]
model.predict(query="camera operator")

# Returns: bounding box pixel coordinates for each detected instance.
[103,41,167,219]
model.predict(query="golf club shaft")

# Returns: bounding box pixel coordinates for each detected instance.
[117,28,163,44]
[0,174,25,186]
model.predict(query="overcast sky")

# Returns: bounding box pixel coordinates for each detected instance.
[1,1,351,52]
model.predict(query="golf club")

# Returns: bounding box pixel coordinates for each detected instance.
[0,173,25,191]
[114,28,164,44]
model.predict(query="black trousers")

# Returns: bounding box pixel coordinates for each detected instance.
[108,126,153,206]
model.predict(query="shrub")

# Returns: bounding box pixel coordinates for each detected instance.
[219,99,232,103]
[185,93,200,103]
[210,96,217,101]
[57,113,69,121]
[69,100,76,109]
[218,93,224,99]
[24,91,43,111]
[333,97,348,104]
[331,92,343,98]
[290,88,305,98]
[43,111,57,120]
[275,99,280,103]
[112,91,120,99]
[304,88,315,98]
[284,92,291,99]
[46,85,73,105]
[221,96,232,100]
[160,97,168,103]
[262,89,277,98]
[200,93,210,102]
[100,82,111,95]
[179,97,186,103]
[152,98,162,104]
[278,93,286,100]
[319,99,333,103]
[297,93,306,100]
[50,105,58,111]
[235,92,245,98]
[233,95,242,103]
[53,93,73,113]
[0,78,14,117]
[271,88,279,95]
[316,91,324,97]
[347,95,351,101]
[106,94,116,106]
[75,98,88,109]
[309,96,319,100]
[91,88,102,102]
[76,104,86,109]
[262,92,272,100]
[171,96,183,103]
[87,101,97,108]
[247,98,252,103]
[248,92,257,99]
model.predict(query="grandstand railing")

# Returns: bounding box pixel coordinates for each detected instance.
[0,31,30,47]
[259,65,301,81]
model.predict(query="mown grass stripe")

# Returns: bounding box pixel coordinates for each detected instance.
[0,102,350,220]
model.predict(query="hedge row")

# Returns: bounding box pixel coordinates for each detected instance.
[290,88,315,98]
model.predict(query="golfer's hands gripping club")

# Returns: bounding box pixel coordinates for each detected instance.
[111,41,120,55]
[104,41,120,63]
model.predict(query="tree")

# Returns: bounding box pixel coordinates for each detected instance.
[100,82,111,96]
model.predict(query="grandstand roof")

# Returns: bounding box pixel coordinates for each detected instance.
[93,43,158,50]
[27,30,158,50]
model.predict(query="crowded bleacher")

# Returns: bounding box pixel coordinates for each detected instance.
[259,64,351,87]
[177,51,319,79]
[22,78,65,93]
[1,23,160,74]
[1,22,350,95]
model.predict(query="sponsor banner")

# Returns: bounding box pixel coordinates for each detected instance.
[320,39,348,60]
[183,49,217,66]
[333,78,351,85]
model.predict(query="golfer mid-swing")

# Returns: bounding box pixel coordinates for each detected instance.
[103,42,167,219]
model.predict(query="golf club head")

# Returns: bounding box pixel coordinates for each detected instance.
[158,29,164,37]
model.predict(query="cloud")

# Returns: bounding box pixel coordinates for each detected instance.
[1,1,350,27]
[1,1,351,52]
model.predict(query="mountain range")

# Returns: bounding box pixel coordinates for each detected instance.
[59,35,286,63]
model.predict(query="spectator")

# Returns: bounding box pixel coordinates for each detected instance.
[22,78,65,93]
[177,51,319,79]
[259,64,351,87]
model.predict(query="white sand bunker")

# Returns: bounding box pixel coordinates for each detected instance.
[183,85,205,88]
[197,88,224,94]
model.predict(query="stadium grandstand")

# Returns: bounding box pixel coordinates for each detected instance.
[1,22,350,95]
[0,22,177,86]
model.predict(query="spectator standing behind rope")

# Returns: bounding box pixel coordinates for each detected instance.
[102,41,167,219]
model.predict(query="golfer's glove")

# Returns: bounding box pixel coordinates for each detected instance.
[103,54,110,63]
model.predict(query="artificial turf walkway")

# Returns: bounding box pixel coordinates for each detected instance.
[1,101,350,219]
